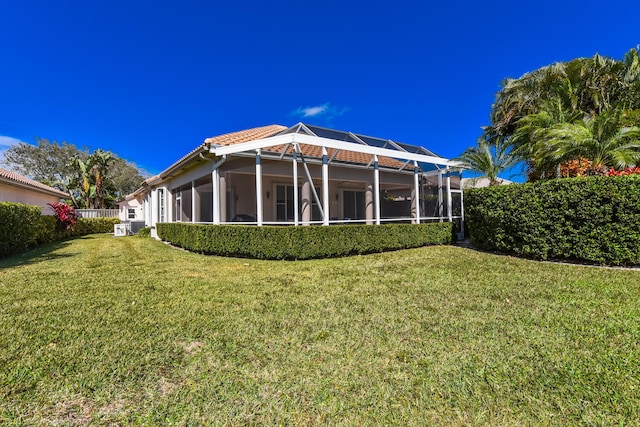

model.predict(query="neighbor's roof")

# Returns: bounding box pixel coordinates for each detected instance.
[0,167,69,198]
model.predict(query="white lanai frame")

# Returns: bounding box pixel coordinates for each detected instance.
[209,130,464,227]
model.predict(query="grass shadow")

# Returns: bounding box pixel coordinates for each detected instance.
[0,240,78,269]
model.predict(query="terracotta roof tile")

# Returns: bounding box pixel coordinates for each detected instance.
[0,167,69,198]
[204,125,287,147]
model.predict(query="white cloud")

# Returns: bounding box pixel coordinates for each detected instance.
[0,135,23,148]
[291,102,350,120]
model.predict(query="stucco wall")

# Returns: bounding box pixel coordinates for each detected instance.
[0,182,63,215]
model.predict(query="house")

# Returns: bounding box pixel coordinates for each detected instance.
[122,123,463,235]
[461,177,513,189]
[0,167,69,215]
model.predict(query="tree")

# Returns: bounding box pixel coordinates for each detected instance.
[533,108,640,175]
[453,136,517,186]
[2,139,145,208]
[475,47,640,181]
[2,138,85,190]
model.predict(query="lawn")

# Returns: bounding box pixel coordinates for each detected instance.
[1,235,639,426]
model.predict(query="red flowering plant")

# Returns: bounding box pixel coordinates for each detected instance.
[606,166,640,176]
[48,202,79,232]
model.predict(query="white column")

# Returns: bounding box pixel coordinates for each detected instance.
[322,147,329,226]
[438,171,444,222]
[256,149,263,226]
[220,174,227,223]
[413,161,420,224]
[446,170,452,222]
[212,168,220,225]
[293,151,299,226]
[459,175,465,238]
[150,189,158,227]
[191,181,197,223]
[374,155,380,225]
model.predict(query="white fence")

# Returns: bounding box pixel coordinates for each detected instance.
[76,209,119,218]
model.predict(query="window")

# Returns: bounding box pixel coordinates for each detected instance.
[127,208,136,219]
[158,188,166,223]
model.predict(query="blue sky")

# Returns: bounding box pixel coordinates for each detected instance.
[1,1,638,180]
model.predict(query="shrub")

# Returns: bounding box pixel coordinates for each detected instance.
[71,217,121,236]
[48,202,78,232]
[0,201,122,258]
[0,202,43,257]
[156,222,453,260]
[465,175,640,265]
[136,227,151,238]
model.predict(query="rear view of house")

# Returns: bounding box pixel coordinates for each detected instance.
[121,123,463,234]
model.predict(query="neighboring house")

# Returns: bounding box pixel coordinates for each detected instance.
[461,177,513,189]
[0,167,69,215]
[124,123,463,235]
[116,193,144,221]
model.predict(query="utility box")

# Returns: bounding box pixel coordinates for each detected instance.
[114,224,127,237]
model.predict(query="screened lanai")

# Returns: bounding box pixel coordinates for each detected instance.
[137,123,464,234]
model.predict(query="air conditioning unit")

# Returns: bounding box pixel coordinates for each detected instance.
[114,224,127,237]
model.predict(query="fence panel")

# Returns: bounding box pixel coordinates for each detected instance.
[76,209,119,218]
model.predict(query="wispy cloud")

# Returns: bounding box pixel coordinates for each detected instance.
[0,135,23,149]
[291,102,350,121]
[0,136,25,165]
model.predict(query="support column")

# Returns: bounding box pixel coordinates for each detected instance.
[256,149,263,226]
[151,189,157,227]
[191,180,197,223]
[293,151,299,226]
[446,170,452,222]
[301,179,311,225]
[212,168,220,224]
[374,155,380,225]
[322,147,329,226]
[365,181,374,225]
[438,171,444,222]
[459,172,465,238]
[219,173,227,223]
[413,161,420,224]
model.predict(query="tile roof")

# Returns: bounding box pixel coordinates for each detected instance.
[205,124,413,170]
[0,167,69,198]
[204,124,287,147]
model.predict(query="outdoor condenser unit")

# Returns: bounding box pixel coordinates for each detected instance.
[114,224,127,237]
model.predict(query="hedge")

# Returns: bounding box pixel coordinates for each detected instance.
[0,202,43,257]
[465,175,640,266]
[156,222,453,260]
[0,202,121,258]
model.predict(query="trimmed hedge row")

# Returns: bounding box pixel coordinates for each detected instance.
[157,222,453,260]
[0,202,121,258]
[0,202,44,257]
[465,175,640,266]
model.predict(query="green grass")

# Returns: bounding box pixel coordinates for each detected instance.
[1,235,639,426]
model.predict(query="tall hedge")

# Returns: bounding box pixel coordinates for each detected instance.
[0,202,43,257]
[465,175,640,265]
[157,222,453,260]
[0,202,121,258]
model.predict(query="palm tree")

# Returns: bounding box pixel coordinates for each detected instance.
[88,149,113,209]
[533,108,640,175]
[454,136,517,186]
